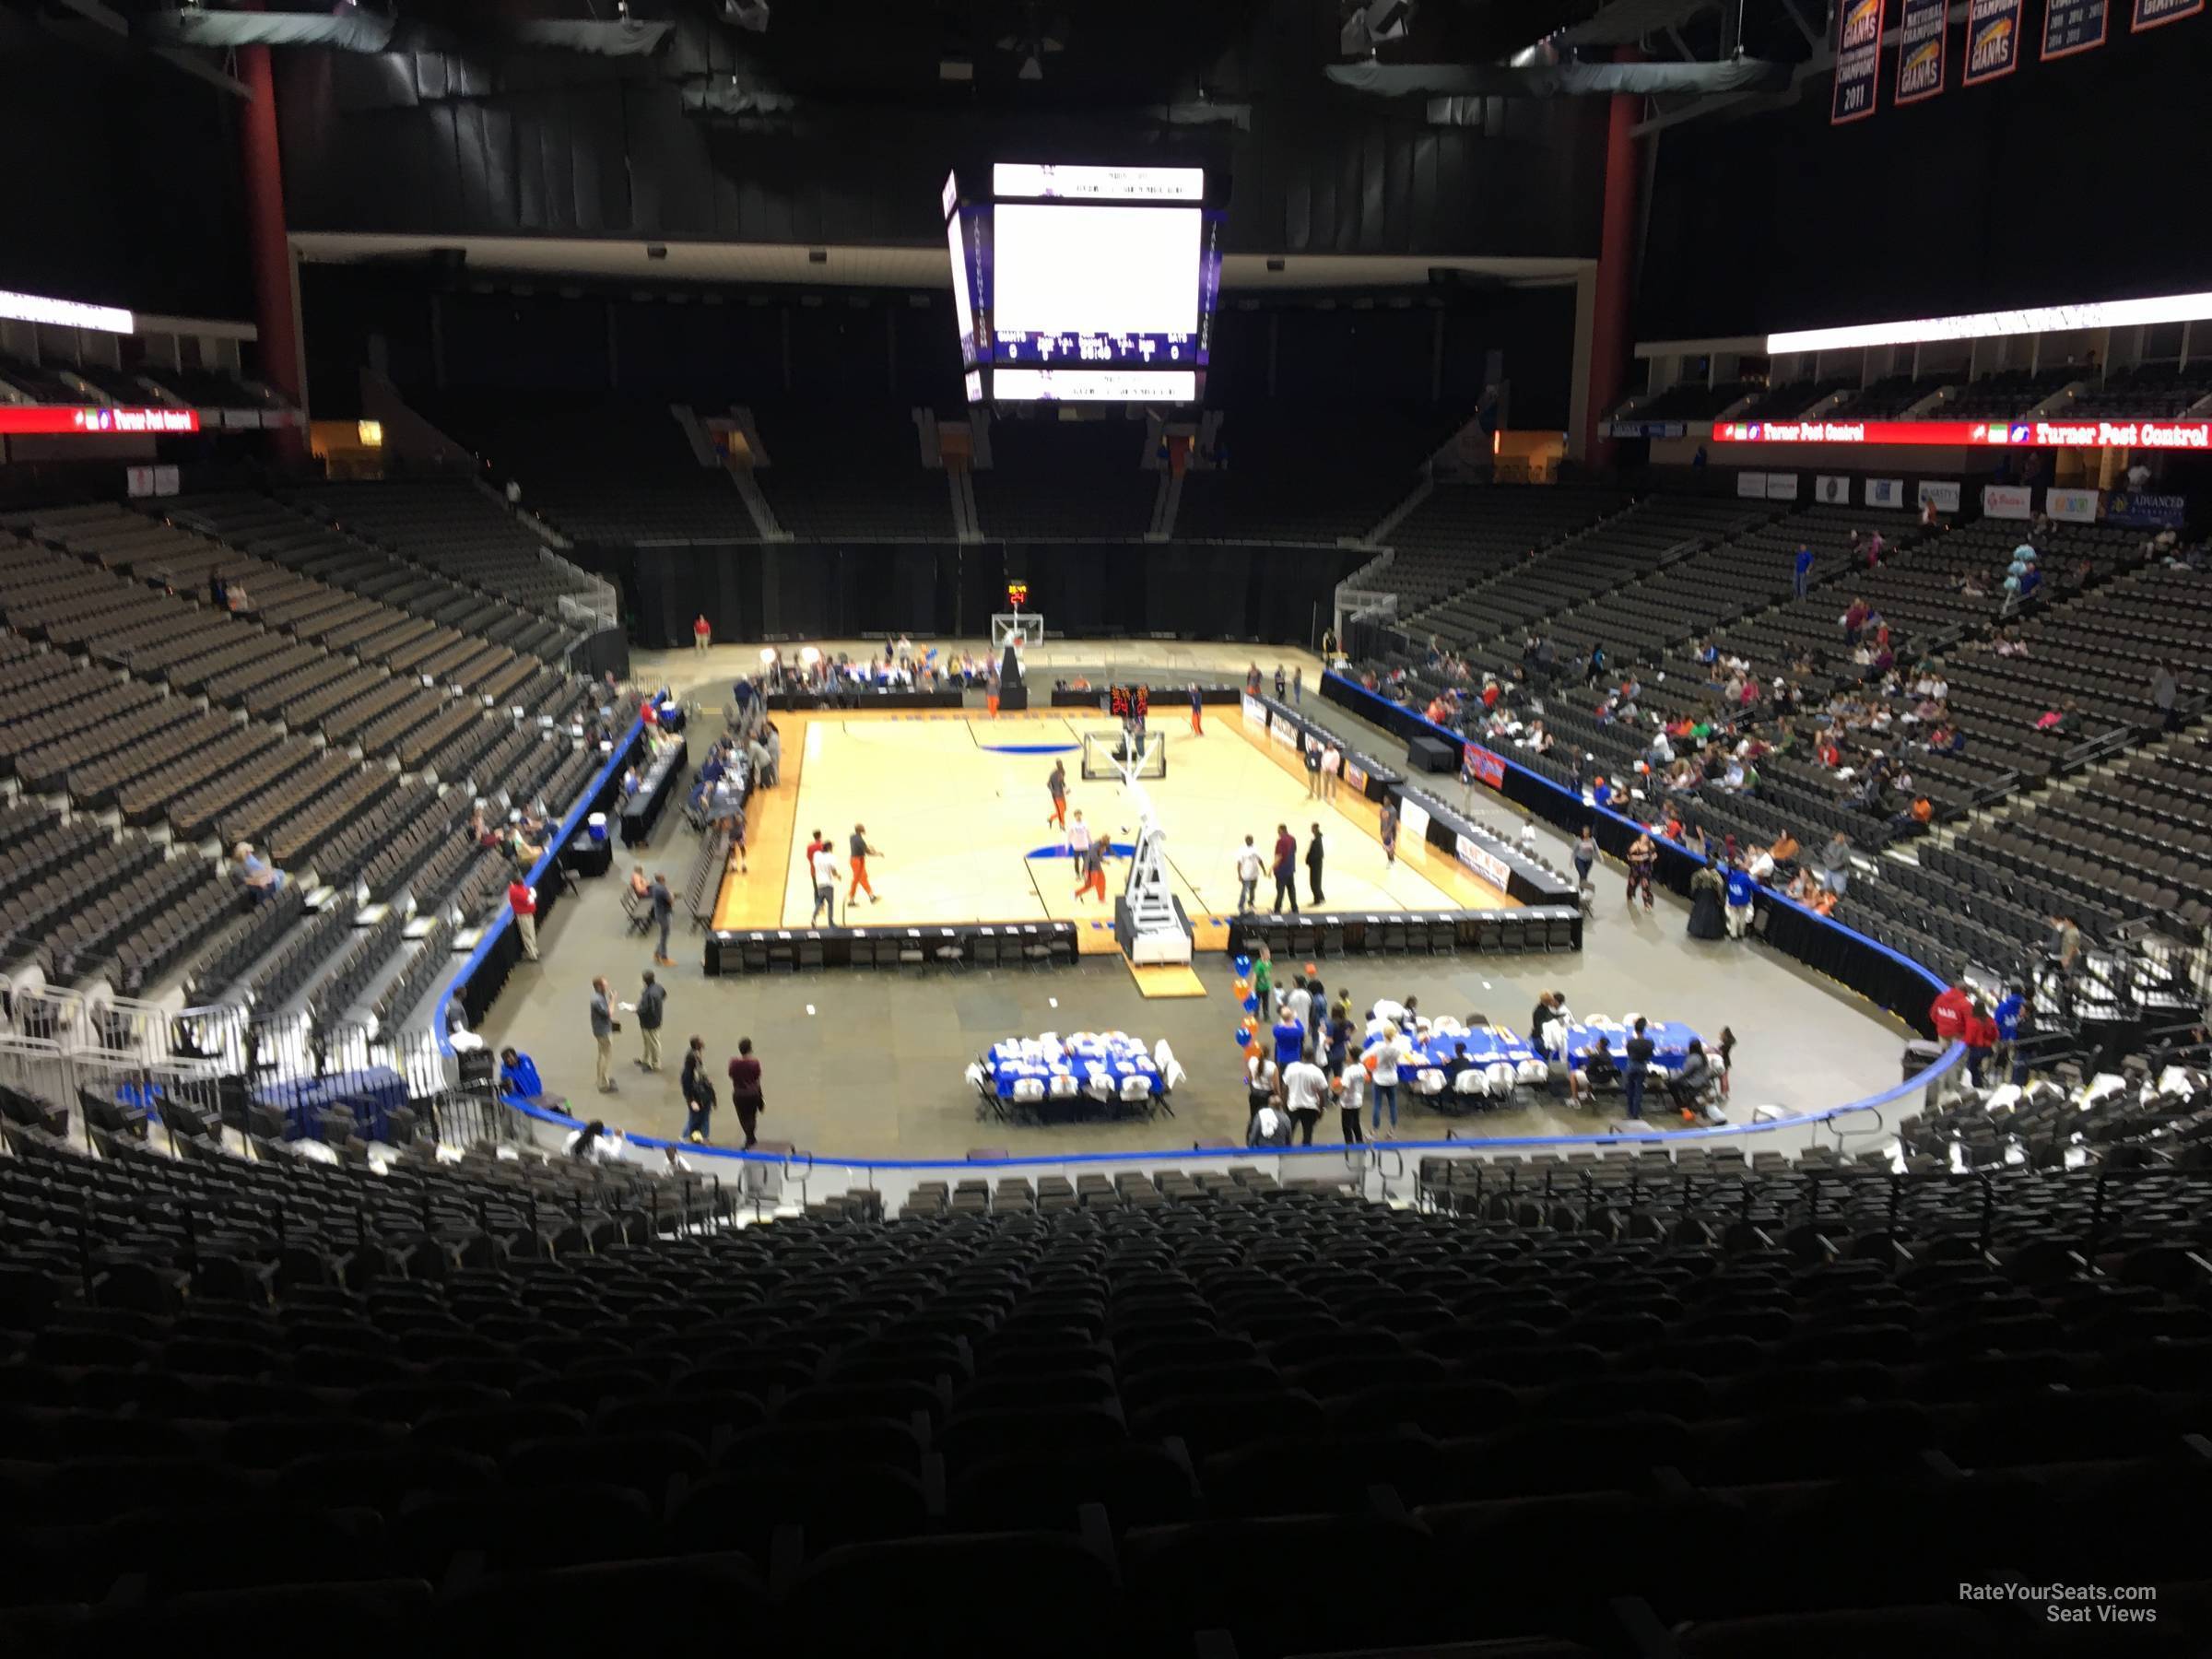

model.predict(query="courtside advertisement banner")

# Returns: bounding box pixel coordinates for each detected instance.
[1460,744,1505,789]
[1963,0,2023,82]
[1455,833,1514,891]
[1241,692,1267,728]
[2134,0,2204,29]
[1866,477,1908,508]
[2041,0,2110,55]
[1765,473,1800,500]
[1398,800,1431,845]
[1831,0,1885,122]
[1816,474,1852,504]
[1918,480,1962,512]
[1896,0,1949,101]
[1983,484,2034,519]
[2045,487,2100,522]
[1342,759,1369,794]
[1735,471,1769,498]
[1269,712,1299,750]
[2104,491,2185,527]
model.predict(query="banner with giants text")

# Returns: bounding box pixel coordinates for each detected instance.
[2042,0,2110,57]
[2134,0,2203,29]
[1831,0,1885,122]
[1897,0,1949,101]
[1964,0,2024,82]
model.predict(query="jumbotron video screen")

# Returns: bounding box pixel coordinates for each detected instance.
[944,162,1224,405]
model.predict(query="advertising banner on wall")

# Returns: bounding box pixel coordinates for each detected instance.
[1398,799,1431,846]
[1918,480,1963,512]
[1983,484,2034,519]
[2103,491,2186,528]
[1830,0,1885,121]
[2045,487,2100,522]
[1865,477,1909,508]
[1963,0,2024,83]
[1460,743,1505,789]
[2134,0,2204,28]
[2041,0,2110,54]
[1241,692,1268,728]
[1455,832,1513,891]
[1816,474,1853,504]
[1896,0,1950,100]
[1765,473,1801,500]
[1735,471,1769,499]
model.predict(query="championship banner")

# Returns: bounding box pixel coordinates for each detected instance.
[1963,0,2023,83]
[2134,0,2203,30]
[1735,471,1770,499]
[2041,0,2110,56]
[1460,743,1505,789]
[1816,474,1853,504]
[1831,0,1884,122]
[1865,477,1908,508]
[1983,483,2034,519]
[1765,473,1801,500]
[1897,0,1949,102]
[2104,491,2186,528]
[1918,480,1962,512]
[2044,487,2100,522]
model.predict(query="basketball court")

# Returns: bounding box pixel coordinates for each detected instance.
[711,700,1514,956]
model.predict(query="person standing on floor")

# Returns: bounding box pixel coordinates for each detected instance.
[1047,759,1068,829]
[1724,858,1758,940]
[849,825,882,909]
[1235,836,1264,913]
[1271,822,1300,914]
[1285,976,1312,1037]
[1292,665,1303,705]
[1306,824,1326,906]
[693,614,712,655]
[679,1036,714,1142]
[1282,1050,1327,1145]
[1335,1057,1368,1144]
[1322,742,1342,800]
[1189,682,1204,736]
[1622,1016,1654,1120]
[507,875,538,962]
[1572,826,1597,893]
[650,872,676,965]
[1303,737,1323,797]
[632,970,665,1071]
[1252,944,1275,1018]
[1272,1001,1307,1071]
[589,977,620,1093]
[809,841,841,926]
[1369,1023,1407,1135]
[1626,830,1657,912]
[1274,664,1288,700]
[727,1037,764,1147]
[1076,834,1110,904]
[1380,799,1399,867]
[1306,969,1328,1048]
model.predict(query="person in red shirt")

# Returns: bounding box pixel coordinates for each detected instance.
[507,877,538,962]
[693,614,712,655]
[1963,1000,1999,1087]
[1929,982,1972,1043]
[1271,823,1299,914]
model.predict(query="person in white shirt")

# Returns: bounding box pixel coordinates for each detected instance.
[1371,995,1410,1027]
[809,843,841,925]
[1285,977,1312,1032]
[1335,1062,1368,1144]
[2126,459,2151,493]
[1234,836,1264,912]
[1281,1055,1328,1145]
[1321,745,1343,799]
[1369,1024,1408,1135]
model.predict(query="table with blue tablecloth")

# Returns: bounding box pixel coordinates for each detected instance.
[1365,1027,1543,1073]
[1557,1019,1700,1073]
[984,1035,1164,1122]
[1361,1018,1703,1084]
[253,1065,407,1142]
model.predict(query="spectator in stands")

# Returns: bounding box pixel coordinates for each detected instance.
[1816,830,1853,897]
[1622,1017,1654,1120]
[727,1037,764,1147]
[231,841,285,902]
[1993,983,2026,1086]
[1930,981,1972,1044]
[589,978,619,1093]
[1583,642,1607,686]
[1963,996,1999,1087]
[1842,595,1869,645]
[762,723,782,785]
[1794,544,1814,598]
[507,875,538,962]
[505,478,523,513]
[498,1047,546,1103]
[2049,912,2082,975]
[2154,662,2182,733]
[632,970,665,1072]
[208,570,228,610]
[1570,1035,1618,1107]
[2127,456,2152,492]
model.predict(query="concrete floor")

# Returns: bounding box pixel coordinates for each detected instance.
[474,640,1914,1160]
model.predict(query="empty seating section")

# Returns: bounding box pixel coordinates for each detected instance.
[1824,373,1959,418]
[2062,361,2212,418]
[1380,484,1625,612]
[1622,379,1762,420]
[1943,367,2081,419]
[1176,407,1446,542]
[0,1115,2204,1656]
[283,481,595,625]
[448,399,758,543]
[753,405,953,539]
[0,491,618,1026]
[970,418,1154,538]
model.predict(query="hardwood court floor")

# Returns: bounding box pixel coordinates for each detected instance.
[714,706,1510,935]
